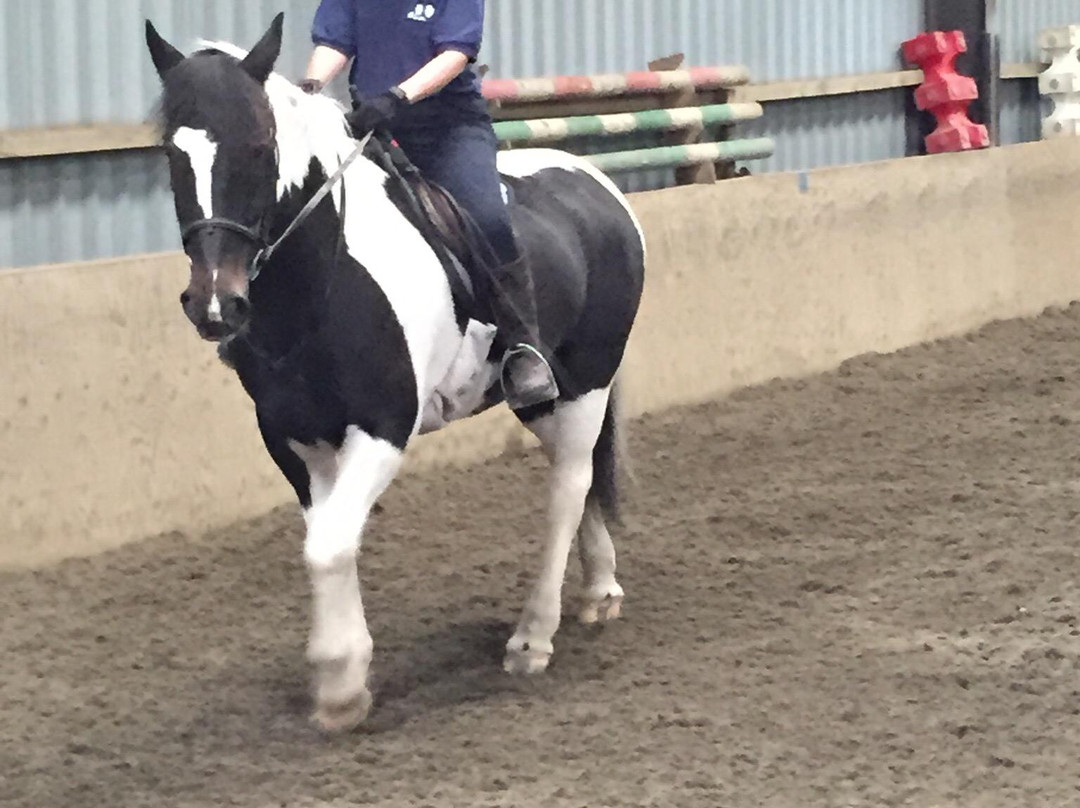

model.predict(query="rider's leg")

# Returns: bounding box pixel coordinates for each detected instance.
[391,119,560,410]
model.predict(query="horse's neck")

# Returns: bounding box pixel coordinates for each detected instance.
[241,169,346,354]
[249,83,463,393]
[242,92,370,350]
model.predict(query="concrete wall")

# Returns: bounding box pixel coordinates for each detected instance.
[4,138,1080,570]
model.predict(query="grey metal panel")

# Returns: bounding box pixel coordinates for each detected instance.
[482,0,922,80]
[0,0,926,268]
[998,0,1080,64]
[0,0,325,268]
[554,92,910,185]
[5,0,921,125]
[743,91,910,174]
[0,149,176,269]
[999,76,1047,147]
[996,1,1080,146]
[481,1,921,186]
[0,0,322,129]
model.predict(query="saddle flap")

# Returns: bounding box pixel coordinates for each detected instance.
[420,318,499,433]
[414,181,474,263]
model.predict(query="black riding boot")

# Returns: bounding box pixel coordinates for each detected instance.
[488,254,560,409]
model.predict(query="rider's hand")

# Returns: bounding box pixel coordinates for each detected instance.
[345,86,409,136]
[298,78,324,95]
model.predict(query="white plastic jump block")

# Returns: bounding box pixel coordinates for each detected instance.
[1039,25,1080,138]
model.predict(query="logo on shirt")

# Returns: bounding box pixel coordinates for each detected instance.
[406,4,435,21]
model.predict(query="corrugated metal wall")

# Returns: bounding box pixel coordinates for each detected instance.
[741,92,910,176]
[997,0,1080,147]
[0,0,329,268]
[997,0,1080,63]
[10,0,1052,271]
[0,150,173,269]
[484,0,922,181]
[0,0,323,129]
[999,79,1046,149]
[485,0,920,81]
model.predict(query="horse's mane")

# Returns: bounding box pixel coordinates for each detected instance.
[196,39,348,120]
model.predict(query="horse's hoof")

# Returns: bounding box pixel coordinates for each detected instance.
[503,643,552,675]
[579,593,623,625]
[311,689,372,734]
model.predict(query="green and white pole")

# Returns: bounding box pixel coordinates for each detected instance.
[493,103,764,144]
[584,138,776,173]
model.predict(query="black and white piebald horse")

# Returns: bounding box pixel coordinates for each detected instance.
[146,14,645,732]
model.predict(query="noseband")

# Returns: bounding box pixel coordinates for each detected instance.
[179,130,374,282]
[181,217,269,277]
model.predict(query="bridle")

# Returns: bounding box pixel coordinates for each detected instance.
[179,130,374,282]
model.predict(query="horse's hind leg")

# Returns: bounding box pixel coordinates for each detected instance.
[577,384,625,624]
[577,496,624,624]
[504,387,611,675]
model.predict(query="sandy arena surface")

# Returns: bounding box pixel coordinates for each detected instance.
[6,305,1080,807]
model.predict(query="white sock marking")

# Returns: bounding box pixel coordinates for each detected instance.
[292,428,403,714]
[507,388,613,663]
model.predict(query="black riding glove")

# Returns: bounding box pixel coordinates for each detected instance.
[345,86,409,137]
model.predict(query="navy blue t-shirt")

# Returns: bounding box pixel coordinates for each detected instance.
[312,0,484,101]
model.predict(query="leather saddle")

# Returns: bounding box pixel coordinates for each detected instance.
[364,134,495,317]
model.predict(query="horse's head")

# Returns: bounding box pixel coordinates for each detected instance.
[146,15,284,341]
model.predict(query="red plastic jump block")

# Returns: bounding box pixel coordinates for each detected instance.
[902,30,990,154]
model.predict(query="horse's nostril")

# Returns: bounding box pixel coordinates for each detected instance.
[222,294,251,324]
[179,290,192,307]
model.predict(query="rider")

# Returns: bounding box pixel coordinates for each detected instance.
[302,0,560,410]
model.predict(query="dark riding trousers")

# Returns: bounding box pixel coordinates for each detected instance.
[390,97,519,265]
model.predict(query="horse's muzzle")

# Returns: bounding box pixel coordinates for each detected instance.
[182,286,251,342]
[197,319,233,342]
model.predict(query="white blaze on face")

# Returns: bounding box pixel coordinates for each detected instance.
[207,269,222,322]
[172,127,217,219]
[172,127,221,320]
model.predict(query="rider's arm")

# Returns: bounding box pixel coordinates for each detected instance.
[305,0,355,86]
[398,51,470,102]
[305,44,350,87]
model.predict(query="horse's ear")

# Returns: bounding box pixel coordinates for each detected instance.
[145,20,185,80]
[240,12,285,84]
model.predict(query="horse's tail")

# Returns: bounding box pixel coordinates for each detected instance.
[591,378,632,524]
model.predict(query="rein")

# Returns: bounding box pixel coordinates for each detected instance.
[181,129,375,282]
[233,151,352,372]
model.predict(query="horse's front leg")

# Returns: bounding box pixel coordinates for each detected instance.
[290,427,403,733]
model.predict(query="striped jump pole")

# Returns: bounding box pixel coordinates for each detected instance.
[584,138,776,174]
[493,103,764,144]
[483,65,750,103]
